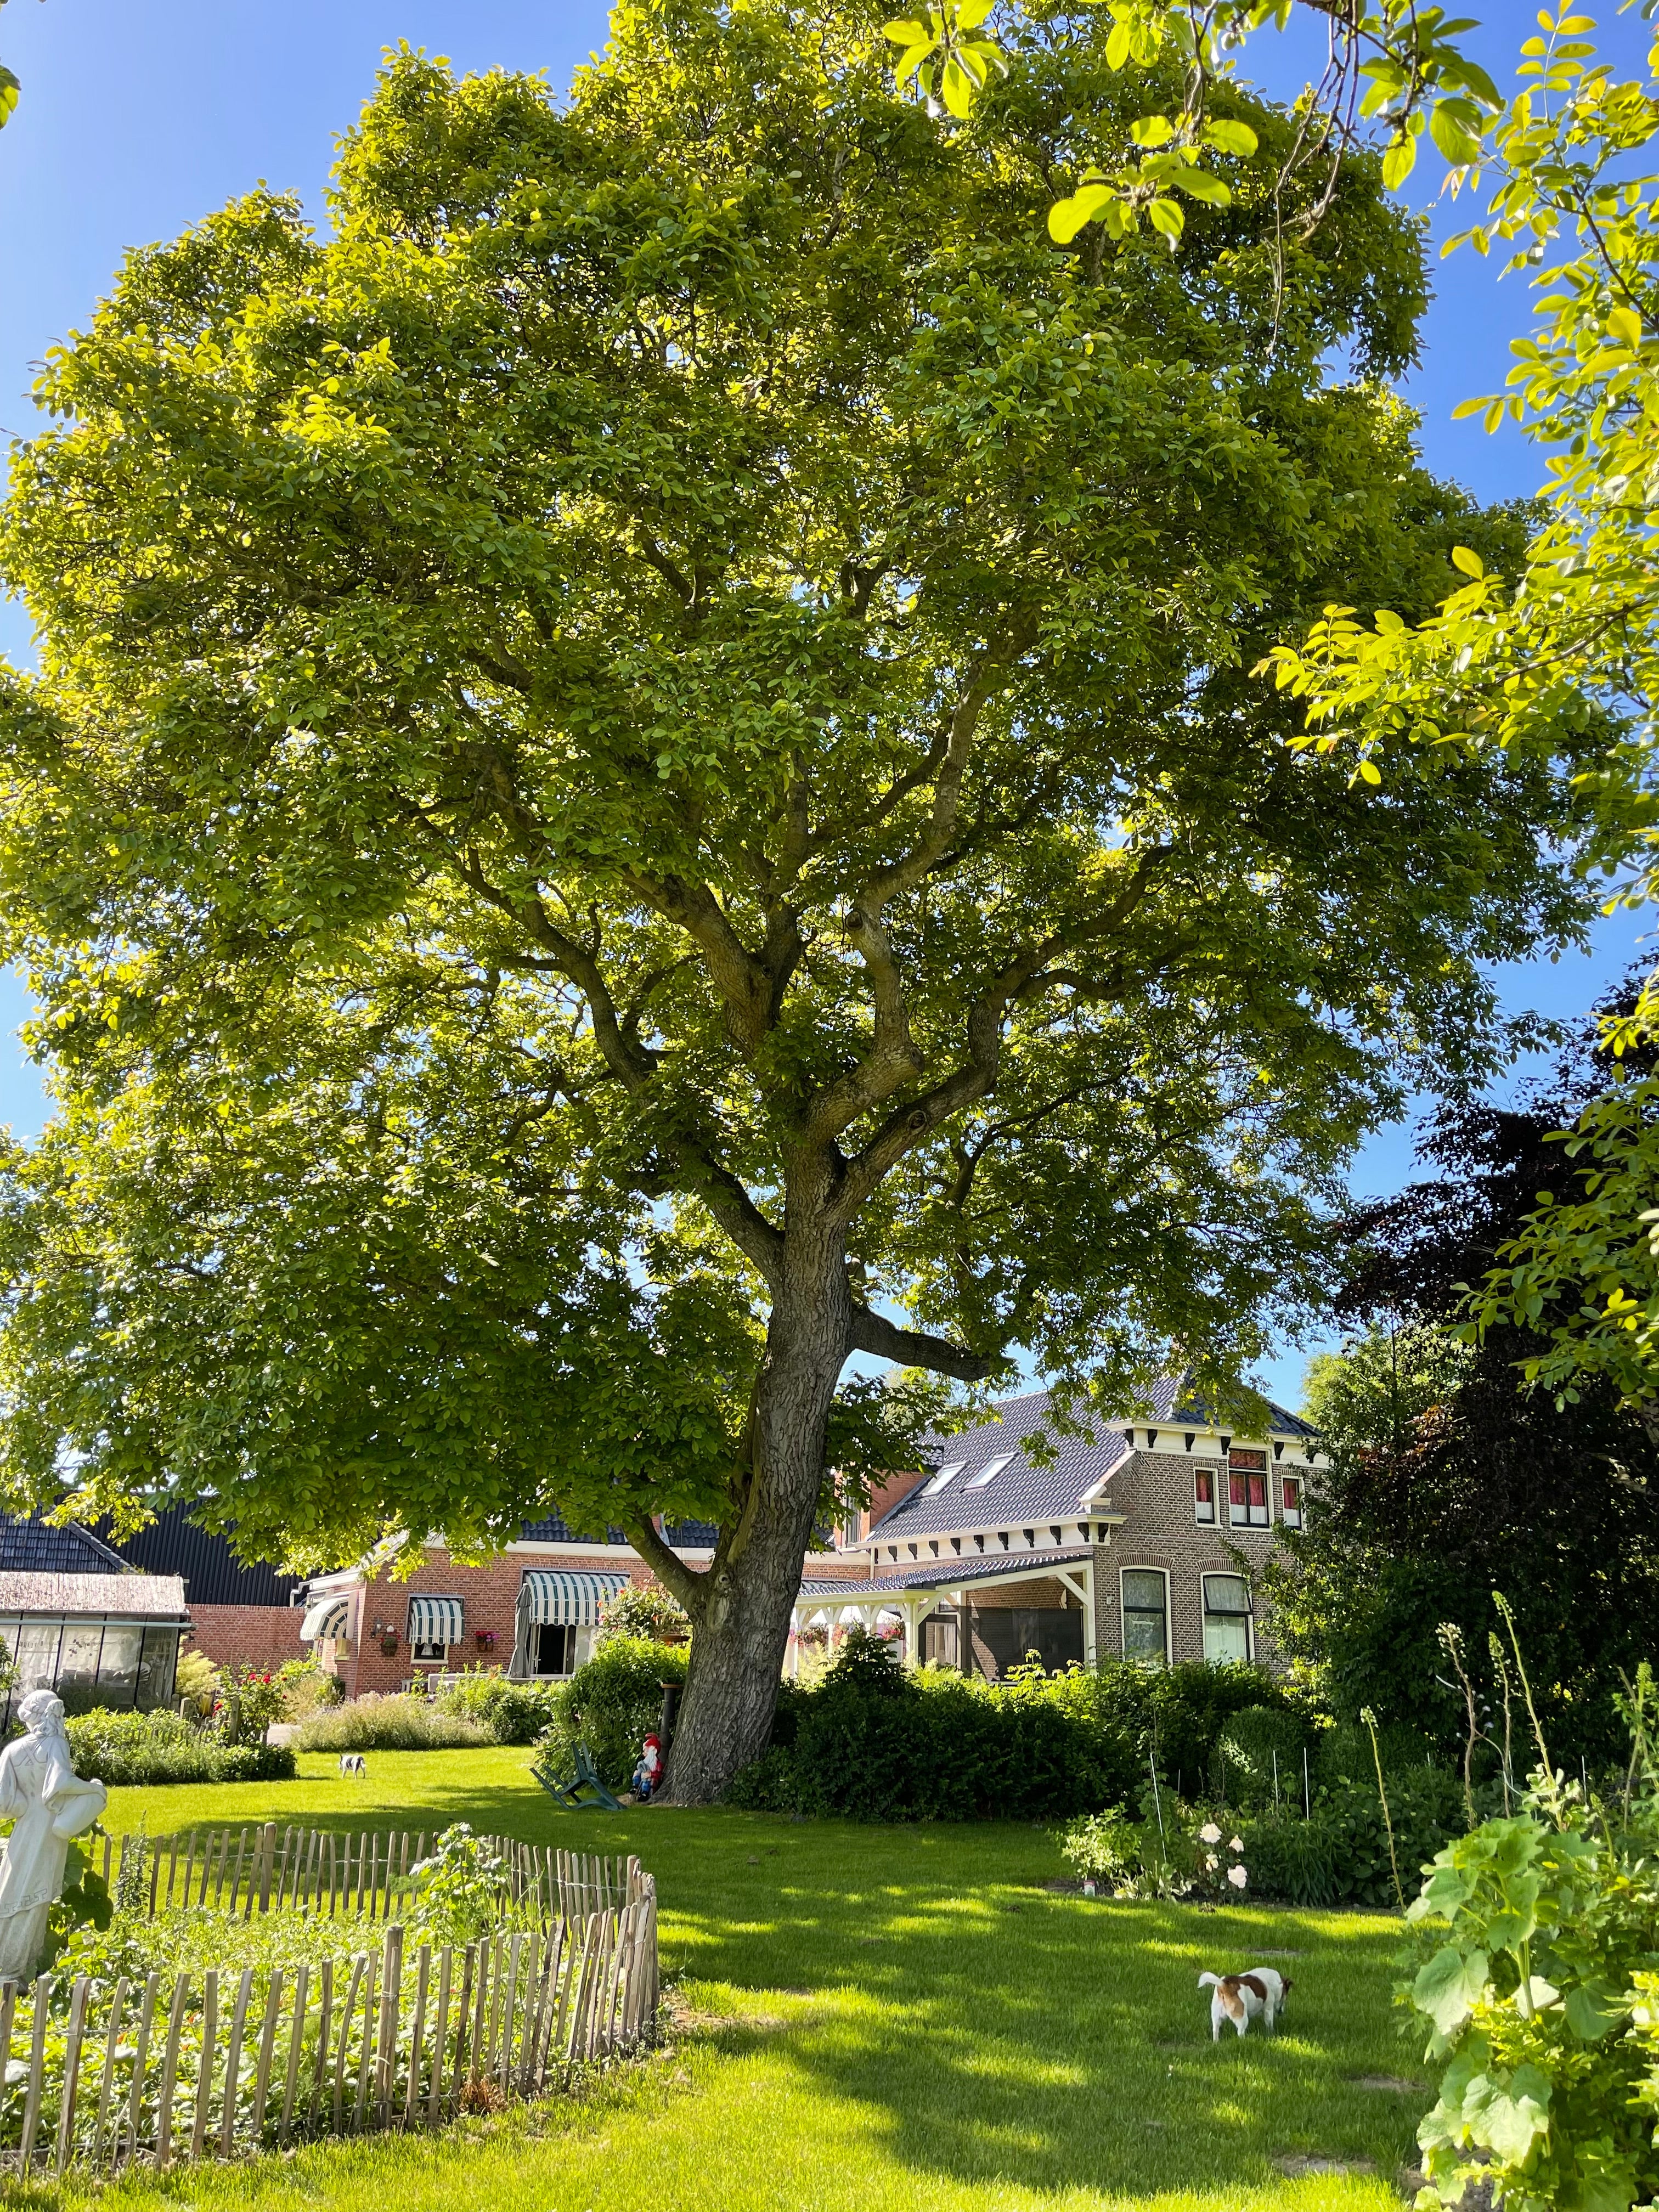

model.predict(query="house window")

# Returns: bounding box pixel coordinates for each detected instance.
[1120,1569,1169,1666]
[411,1640,447,1663]
[1193,1469,1216,1524]
[1228,1451,1269,1527]
[533,1623,575,1677]
[1203,1574,1252,1663]
[1280,1474,1303,1528]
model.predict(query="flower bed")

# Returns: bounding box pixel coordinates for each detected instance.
[0,1828,656,2179]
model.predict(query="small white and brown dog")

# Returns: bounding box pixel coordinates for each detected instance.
[1199,1966,1292,2040]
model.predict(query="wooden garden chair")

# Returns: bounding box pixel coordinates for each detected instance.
[531,1741,622,1812]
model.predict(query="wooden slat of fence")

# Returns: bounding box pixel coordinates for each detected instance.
[124,1971,159,2165]
[90,1972,128,2168]
[156,1971,190,2169]
[279,1962,308,2148]
[55,1973,91,2175]
[449,1945,475,2109]
[377,1927,401,2126]
[496,1934,521,2091]
[0,1980,15,2152]
[19,1972,53,2172]
[404,1944,429,2129]
[330,1956,362,2132]
[190,1968,218,2158]
[250,1967,283,2147]
[220,1967,253,2155]
[426,1946,449,2127]
[311,1958,334,2132]
[352,1954,377,2132]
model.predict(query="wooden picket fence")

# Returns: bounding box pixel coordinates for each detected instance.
[0,1844,658,2177]
[94,1825,631,1927]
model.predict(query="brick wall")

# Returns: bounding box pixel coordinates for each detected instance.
[182,1603,309,1675]
[1098,1448,1294,1667]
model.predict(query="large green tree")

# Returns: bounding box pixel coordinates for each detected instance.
[0,2,1601,1797]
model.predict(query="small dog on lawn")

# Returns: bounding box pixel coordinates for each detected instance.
[1199,1966,1291,2040]
[338,1753,367,1778]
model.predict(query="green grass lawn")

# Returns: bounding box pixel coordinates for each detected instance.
[30,1750,1429,2210]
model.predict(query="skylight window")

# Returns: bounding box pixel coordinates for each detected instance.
[919,1461,966,1498]
[964,1453,1015,1490]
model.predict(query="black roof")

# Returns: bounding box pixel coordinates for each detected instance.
[98,1508,302,1607]
[868,1374,1315,1542]
[516,1515,718,1549]
[0,1517,127,1576]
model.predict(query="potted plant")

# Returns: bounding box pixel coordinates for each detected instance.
[379,1630,400,1657]
[475,1629,496,1652]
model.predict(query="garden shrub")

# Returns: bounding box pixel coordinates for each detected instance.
[595,1583,690,1648]
[1316,1717,1436,1787]
[66,1708,296,1785]
[1215,1703,1310,1809]
[730,1639,1135,1821]
[435,1670,562,1745]
[538,1637,690,1787]
[295,1695,489,1752]
[1401,1690,1659,2211]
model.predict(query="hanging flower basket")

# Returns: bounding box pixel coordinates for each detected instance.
[379,1632,400,1656]
[475,1629,496,1651]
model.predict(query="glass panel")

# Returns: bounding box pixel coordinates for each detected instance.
[136,1626,179,1709]
[1194,1471,1215,1522]
[1122,1570,1165,1610]
[1123,1608,1166,1662]
[12,1623,60,1694]
[1204,1616,1250,1663]
[57,1623,104,1714]
[1204,1575,1250,1616]
[95,1626,142,1702]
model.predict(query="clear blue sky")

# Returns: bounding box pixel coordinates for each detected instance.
[0,2,1650,1409]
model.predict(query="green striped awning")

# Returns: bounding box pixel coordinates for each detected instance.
[407,1594,464,1646]
[518,1571,630,1627]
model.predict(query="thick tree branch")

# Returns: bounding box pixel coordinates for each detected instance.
[847,1302,993,1383]
[626,1516,712,1616]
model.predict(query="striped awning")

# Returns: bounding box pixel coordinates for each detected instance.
[300,1593,352,1641]
[407,1594,464,1646]
[518,1570,630,1627]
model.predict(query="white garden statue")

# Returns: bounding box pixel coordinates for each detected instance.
[0,1689,107,1980]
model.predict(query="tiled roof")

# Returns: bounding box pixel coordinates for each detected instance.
[1149,1373,1317,1438]
[0,1517,127,1576]
[800,1548,1094,1599]
[866,1372,1317,1544]
[867,1390,1131,1540]
[516,1515,718,1549]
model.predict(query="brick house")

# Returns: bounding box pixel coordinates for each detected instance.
[791,1374,1324,1677]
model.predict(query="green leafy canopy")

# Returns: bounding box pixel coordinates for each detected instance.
[0,2,1603,1578]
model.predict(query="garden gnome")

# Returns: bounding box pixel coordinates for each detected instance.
[633,1733,664,1801]
[0,1689,108,1979]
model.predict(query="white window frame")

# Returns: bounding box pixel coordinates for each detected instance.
[1201,1573,1253,1663]
[1119,1566,1170,1667]
[1279,1472,1304,1528]
[1228,1457,1270,1529]
[964,1452,1015,1491]
[1193,1466,1217,1525]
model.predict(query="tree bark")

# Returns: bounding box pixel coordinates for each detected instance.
[659,1212,853,1804]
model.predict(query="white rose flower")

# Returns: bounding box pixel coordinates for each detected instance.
[1227,1864,1248,1890]
[1204,1853,1218,1872]
[1198,1821,1222,1844]
[1228,1836,1244,1853]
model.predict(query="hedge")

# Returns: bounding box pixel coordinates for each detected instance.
[729,1637,1295,1821]
[66,1708,297,1787]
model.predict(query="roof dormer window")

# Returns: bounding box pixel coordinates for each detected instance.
[964,1453,1015,1489]
[919,1460,966,1497]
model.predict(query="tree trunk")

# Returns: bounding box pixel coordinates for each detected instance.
[662,1221,850,1805]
